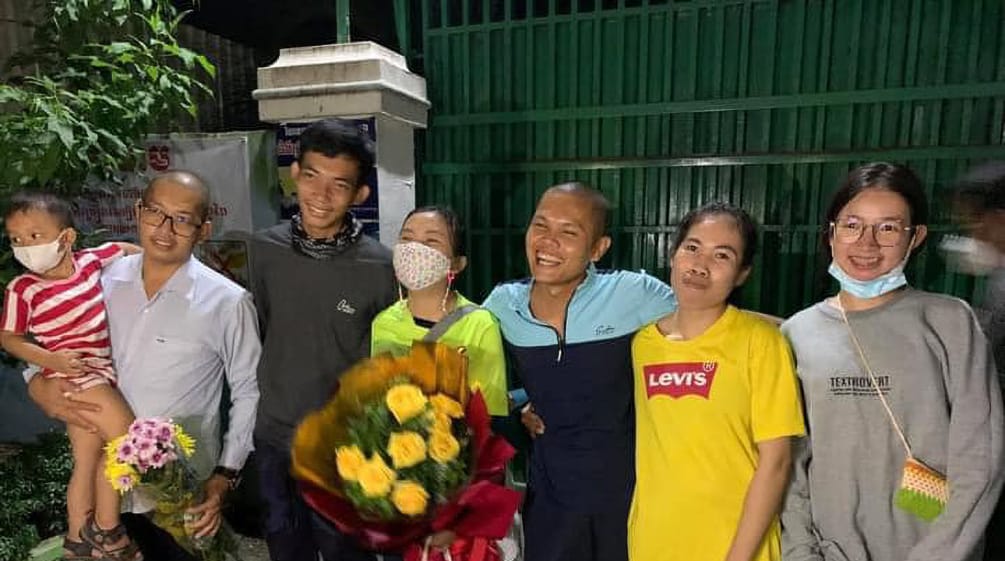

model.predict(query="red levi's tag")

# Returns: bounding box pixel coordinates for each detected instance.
[643,362,718,399]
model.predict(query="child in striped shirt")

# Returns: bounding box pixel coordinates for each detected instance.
[1,191,142,561]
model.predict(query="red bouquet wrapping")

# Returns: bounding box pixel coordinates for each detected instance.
[404,536,505,561]
[291,342,522,558]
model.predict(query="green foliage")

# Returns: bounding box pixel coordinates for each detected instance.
[347,400,395,458]
[0,525,38,561]
[0,0,215,194]
[0,0,214,305]
[0,432,72,561]
[345,481,397,520]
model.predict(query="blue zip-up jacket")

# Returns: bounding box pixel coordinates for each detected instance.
[483,267,676,512]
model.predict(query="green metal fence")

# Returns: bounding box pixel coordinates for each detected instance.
[395,0,1005,316]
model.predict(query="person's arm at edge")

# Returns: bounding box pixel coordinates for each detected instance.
[725,437,793,561]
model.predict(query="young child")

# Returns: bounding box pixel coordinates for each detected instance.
[1,191,142,561]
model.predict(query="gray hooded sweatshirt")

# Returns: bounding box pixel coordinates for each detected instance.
[780,289,1004,561]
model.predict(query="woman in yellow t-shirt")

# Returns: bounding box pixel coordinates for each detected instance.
[629,202,805,561]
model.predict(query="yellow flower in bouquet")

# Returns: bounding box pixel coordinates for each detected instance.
[428,429,461,464]
[430,393,464,419]
[291,342,476,522]
[357,453,396,498]
[336,445,367,481]
[385,383,429,424]
[175,431,196,457]
[105,458,139,492]
[391,480,429,516]
[430,411,453,434]
[387,431,427,469]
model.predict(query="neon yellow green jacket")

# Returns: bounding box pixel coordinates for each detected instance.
[370,294,508,416]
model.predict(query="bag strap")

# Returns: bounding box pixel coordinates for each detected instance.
[422,304,479,343]
[834,296,914,460]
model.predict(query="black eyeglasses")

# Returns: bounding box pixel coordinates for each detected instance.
[136,201,203,238]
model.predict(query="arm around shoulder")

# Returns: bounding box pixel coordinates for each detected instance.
[114,242,143,255]
[633,271,677,321]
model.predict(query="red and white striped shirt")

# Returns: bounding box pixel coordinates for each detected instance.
[1,243,124,382]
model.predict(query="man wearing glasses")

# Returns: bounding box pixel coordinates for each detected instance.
[27,170,261,561]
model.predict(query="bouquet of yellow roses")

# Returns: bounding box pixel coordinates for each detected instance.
[292,342,520,557]
[104,418,238,561]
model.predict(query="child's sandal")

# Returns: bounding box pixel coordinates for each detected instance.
[61,537,95,561]
[79,513,143,561]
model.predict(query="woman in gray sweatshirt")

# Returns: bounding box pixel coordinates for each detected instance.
[780,162,1004,561]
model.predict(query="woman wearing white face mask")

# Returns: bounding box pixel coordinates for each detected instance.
[780,162,1004,561]
[371,205,508,417]
[369,206,511,556]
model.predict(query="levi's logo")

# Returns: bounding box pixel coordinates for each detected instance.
[644,362,718,399]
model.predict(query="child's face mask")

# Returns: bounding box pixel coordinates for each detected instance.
[13,231,69,274]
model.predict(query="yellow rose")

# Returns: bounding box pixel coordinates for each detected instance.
[429,393,464,419]
[391,480,429,516]
[386,431,427,469]
[431,412,453,434]
[356,453,396,497]
[428,430,461,464]
[335,445,367,481]
[385,384,429,424]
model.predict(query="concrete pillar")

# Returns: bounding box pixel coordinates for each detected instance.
[253,41,429,243]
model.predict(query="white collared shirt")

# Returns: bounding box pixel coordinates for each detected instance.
[101,254,261,478]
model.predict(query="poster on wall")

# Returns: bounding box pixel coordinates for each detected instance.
[276,118,380,238]
[75,131,278,289]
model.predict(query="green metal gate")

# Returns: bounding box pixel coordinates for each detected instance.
[394,0,1005,316]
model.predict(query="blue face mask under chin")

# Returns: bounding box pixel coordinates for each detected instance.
[828,260,908,299]
[828,232,916,300]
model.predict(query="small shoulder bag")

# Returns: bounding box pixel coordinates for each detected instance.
[835,297,948,522]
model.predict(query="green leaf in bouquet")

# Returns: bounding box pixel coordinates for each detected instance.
[344,482,397,521]
[346,401,394,457]
[400,409,433,434]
